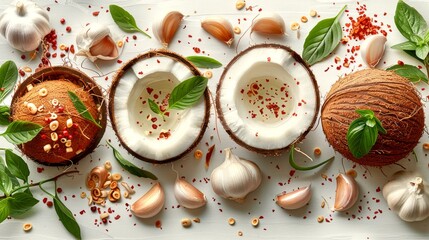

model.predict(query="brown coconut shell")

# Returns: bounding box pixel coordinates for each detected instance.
[321,69,424,166]
[10,66,107,166]
[109,49,210,164]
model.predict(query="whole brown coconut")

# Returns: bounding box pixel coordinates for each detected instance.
[321,69,424,166]
[11,67,107,166]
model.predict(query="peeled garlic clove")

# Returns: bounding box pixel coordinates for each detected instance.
[76,23,122,62]
[131,182,165,218]
[333,173,359,211]
[153,11,184,48]
[251,12,285,35]
[275,185,312,210]
[174,178,207,209]
[360,35,387,68]
[201,17,234,46]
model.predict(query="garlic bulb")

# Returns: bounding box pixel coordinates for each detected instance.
[210,148,262,203]
[174,178,207,209]
[131,182,165,218]
[0,0,51,52]
[251,12,285,35]
[76,23,122,62]
[153,11,184,48]
[333,173,359,211]
[201,17,234,46]
[382,171,429,222]
[275,185,312,210]
[360,35,386,68]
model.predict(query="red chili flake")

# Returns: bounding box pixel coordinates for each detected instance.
[205,145,215,170]
[42,197,48,204]
[90,206,97,212]
[102,218,107,224]
[114,215,121,220]
[267,57,271,62]
[70,45,75,54]
[56,187,63,193]
[133,35,137,40]
[19,69,25,77]
[92,11,100,16]
[57,106,64,113]
[46,201,53,207]
[289,170,296,177]
[37,167,44,173]
[20,54,26,60]
[146,87,154,94]
[117,59,123,63]
[397,60,404,66]
[79,210,86,215]
[152,124,158,130]
[66,26,72,32]
[155,220,162,229]
[60,18,65,24]
[193,47,201,53]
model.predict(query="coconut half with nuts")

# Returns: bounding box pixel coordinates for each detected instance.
[216,44,319,155]
[10,66,107,165]
[109,50,210,163]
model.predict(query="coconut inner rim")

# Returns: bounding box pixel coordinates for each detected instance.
[218,47,317,150]
[112,56,206,161]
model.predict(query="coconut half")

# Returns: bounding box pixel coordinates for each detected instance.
[109,50,210,163]
[216,44,319,155]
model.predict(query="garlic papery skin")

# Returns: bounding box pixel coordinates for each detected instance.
[201,17,234,46]
[382,171,429,222]
[251,12,285,35]
[275,185,312,210]
[210,148,262,203]
[76,23,121,62]
[333,173,359,211]
[174,178,207,209]
[131,182,165,218]
[153,11,184,48]
[360,35,386,68]
[0,0,51,52]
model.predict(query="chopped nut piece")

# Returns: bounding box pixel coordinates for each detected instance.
[123,191,130,198]
[233,26,241,34]
[66,147,73,153]
[111,173,122,181]
[37,105,44,112]
[27,103,37,115]
[238,231,243,236]
[194,149,203,160]
[309,9,317,17]
[38,88,48,97]
[66,118,73,128]
[314,147,322,156]
[23,223,32,232]
[23,66,32,72]
[117,40,124,48]
[193,217,201,223]
[104,161,112,170]
[321,173,327,179]
[290,22,300,30]
[51,99,59,106]
[49,120,59,131]
[110,181,118,189]
[228,217,236,225]
[121,182,135,194]
[26,84,33,91]
[321,201,325,208]
[65,140,72,147]
[181,218,192,228]
[100,212,109,219]
[423,143,429,150]
[204,71,213,79]
[301,16,308,23]
[317,215,324,223]
[43,144,52,153]
[51,132,58,142]
[236,0,245,10]
[346,169,357,178]
[80,192,87,199]
[251,217,259,227]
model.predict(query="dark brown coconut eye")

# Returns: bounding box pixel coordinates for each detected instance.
[216,44,319,155]
[321,69,424,166]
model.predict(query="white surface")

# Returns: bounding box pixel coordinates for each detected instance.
[0,0,428,239]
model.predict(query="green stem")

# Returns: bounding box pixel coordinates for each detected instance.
[0,148,10,151]
[289,145,334,171]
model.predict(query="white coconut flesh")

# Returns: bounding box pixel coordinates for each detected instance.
[112,55,207,162]
[217,46,318,151]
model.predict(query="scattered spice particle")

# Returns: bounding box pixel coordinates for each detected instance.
[155,220,162,229]
[205,145,215,170]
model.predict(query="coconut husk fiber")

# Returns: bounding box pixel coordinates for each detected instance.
[321,69,424,166]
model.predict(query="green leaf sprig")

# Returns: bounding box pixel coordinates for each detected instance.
[387,64,428,83]
[109,5,151,38]
[106,142,158,180]
[148,76,208,117]
[0,121,43,144]
[68,91,102,128]
[346,109,387,159]
[289,145,334,171]
[302,5,347,65]
[0,61,18,103]
[186,56,223,69]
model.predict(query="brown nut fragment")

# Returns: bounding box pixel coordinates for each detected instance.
[103,180,112,189]
[251,217,259,227]
[236,0,245,10]
[317,215,324,223]
[346,169,357,178]
[310,9,317,17]
[123,191,130,198]
[290,22,300,30]
[423,143,429,150]
[110,181,118,189]
[233,26,241,34]
[238,231,243,236]
[194,149,203,160]
[23,223,32,232]
[181,218,192,228]
[80,192,87,199]
[203,71,213,79]
[111,173,122,181]
[321,201,326,208]
[104,161,112,170]
[91,188,101,198]
[314,147,322,156]
[301,16,308,23]
[108,189,121,202]
[193,217,201,223]
[228,217,236,225]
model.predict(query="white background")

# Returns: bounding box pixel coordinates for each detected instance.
[0,0,429,239]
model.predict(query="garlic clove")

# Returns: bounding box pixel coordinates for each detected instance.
[333,173,359,211]
[153,11,184,48]
[360,35,387,68]
[275,185,312,210]
[201,17,234,46]
[174,178,207,209]
[251,12,286,35]
[131,182,165,218]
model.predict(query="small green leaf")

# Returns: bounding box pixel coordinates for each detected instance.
[148,99,162,115]
[168,76,208,110]
[288,145,334,171]
[109,5,151,38]
[53,196,81,240]
[424,31,429,42]
[8,192,38,216]
[391,41,417,51]
[410,34,424,45]
[0,157,20,189]
[106,142,158,180]
[68,91,102,128]
[5,149,29,183]
[0,121,43,144]
[0,170,13,195]
[0,61,18,103]
[394,0,428,40]
[387,64,428,83]
[0,106,10,126]
[302,5,347,65]
[186,56,223,69]
[0,198,10,223]
[416,44,429,60]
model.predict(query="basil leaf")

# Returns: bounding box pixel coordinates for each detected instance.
[387,64,428,83]
[5,149,29,183]
[416,44,429,60]
[391,41,417,51]
[302,5,346,65]
[0,121,43,144]
[404,49,424,63]
[53,196,81,240]
[68,91,102,128]
[424,31,429,42]
[0,157,20,189]
[0,106,10,126]
[148,99,162,115]
[394,0,427,40]
[8,192,38,216]
[288,145,334,171]
[186,56,223,69]
[0,198,10,223]
[0,61,18,103]
[168,76,208,110]
[106,142,158,180]
[410,34,424,45]
[0,170,12,195]
[109,5,151,38]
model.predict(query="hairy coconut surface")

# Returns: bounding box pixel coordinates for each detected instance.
[321,69,424,166]
[11,67,107,166]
